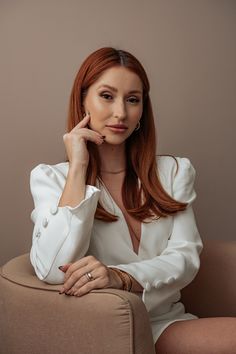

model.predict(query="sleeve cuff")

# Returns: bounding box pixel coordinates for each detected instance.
[62,185,101,213]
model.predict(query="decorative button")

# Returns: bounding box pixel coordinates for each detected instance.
[145,282,151,292]
[50,205,58,215]
[154,280,164,289]
[166,277,175,285]
[35,230,41,238]
[42,217,49,228]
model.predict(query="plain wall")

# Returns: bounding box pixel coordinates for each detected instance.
[0,0,235,266]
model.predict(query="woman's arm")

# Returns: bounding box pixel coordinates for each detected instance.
[58,113,104,208]
[130,275,144,292]
[108,205,202,292]
[107,157,203,303]
[58,164,87,208]
[30,114,106,284]
[109,267,144,292]
[29,163,101,284]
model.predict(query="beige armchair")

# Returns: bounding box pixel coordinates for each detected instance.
[1,239,235,354]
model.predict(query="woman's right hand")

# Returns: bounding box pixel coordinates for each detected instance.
[62,112,105,169]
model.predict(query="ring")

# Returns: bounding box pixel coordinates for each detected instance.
[85,272,94,282]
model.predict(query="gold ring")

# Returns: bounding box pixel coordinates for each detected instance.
[85,272,93,282]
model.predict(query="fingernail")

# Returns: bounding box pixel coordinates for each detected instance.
[58,266,64,271]
[59,287,65,294]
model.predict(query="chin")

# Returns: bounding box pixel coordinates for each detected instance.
[104,136,127,145]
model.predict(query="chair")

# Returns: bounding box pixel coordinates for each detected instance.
[0,239,235,354]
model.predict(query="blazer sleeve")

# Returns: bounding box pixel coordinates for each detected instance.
[29,163,101,284]
[108,157,203,307]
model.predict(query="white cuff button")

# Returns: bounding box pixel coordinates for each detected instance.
[35,230,41,238]
[145,282,151,292]
[50,205,58,215]
[154,280,164,289]
[42,217,49,228]
[166,277,175,285]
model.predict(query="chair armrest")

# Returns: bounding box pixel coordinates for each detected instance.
[0,254,155,354]
[181,239,236,317]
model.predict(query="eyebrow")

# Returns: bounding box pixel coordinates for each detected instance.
[97,84,142,95]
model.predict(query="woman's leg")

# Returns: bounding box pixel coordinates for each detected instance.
[155,317,236,354]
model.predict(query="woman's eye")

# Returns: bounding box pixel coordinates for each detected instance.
[128,97,140,104]
[100,93,140,104]
[100,93,112,100]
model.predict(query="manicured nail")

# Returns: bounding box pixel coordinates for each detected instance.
[59,287,65,294]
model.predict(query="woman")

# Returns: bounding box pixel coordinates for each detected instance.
[30,47,236,353]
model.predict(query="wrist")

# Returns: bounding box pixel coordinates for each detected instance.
[68,164,87,179]
[69,162,87,171]
[109,268,123,289]
[109,268,132,292]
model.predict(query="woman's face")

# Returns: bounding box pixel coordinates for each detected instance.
[83,66,143,145]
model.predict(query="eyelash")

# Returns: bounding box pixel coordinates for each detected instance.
[100,93,140,104]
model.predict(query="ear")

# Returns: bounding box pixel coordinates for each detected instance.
[81,104,86,117]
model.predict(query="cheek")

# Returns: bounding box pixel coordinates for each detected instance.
[90,98,111,119]
[90,96,109,111]
[130,108,142,124]
[89,104,108,130]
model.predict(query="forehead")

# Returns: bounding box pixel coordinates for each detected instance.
[92,66,143,92]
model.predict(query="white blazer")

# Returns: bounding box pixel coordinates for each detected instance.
[29,155,203,343]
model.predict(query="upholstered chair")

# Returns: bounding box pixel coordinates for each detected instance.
[1,239,235,354]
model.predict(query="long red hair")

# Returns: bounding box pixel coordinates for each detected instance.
[66,47,188,222]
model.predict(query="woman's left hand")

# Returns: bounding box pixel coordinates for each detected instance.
[58,255,122,296]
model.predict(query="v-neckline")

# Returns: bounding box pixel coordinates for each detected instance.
[97,178,143,257]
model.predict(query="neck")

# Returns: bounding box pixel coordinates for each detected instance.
[97,142,126,172]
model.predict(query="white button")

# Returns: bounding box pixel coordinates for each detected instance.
[35,230,41,238]
[50,205,58,215]
[42,217,49,228]
[166,277,175,285]
[153,280,164,289]
[145,282,151,292]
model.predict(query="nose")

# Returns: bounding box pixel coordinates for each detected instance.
[113,99,127,120]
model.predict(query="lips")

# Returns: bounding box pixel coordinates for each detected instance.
[106,124,128,129]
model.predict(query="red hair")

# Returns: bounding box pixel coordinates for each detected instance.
[66,47,188,222]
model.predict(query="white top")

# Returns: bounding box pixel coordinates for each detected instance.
[29,155,203,343]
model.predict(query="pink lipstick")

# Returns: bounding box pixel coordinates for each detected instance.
[106,124,128,133]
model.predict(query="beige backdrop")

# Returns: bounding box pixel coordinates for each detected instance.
[0,0,235,266]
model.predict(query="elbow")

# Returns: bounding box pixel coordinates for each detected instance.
[173,248,201,289]
[34,266,64,285]
[181,250,201,287]
[43,271,64,285]
[190,237,203,278]
[30,249,64,284]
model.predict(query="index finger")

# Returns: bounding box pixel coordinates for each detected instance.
[73,113,91,131]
